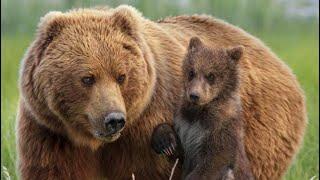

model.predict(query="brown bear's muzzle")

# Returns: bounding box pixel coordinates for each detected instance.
[93,112,126,140]
[104,112,126,135]
[87,81,127,142]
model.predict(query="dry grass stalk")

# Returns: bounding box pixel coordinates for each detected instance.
[169,158,179,180]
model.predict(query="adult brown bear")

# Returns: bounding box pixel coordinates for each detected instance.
[17,5,306,180]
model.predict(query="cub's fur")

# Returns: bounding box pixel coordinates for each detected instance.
[151,37,254,180]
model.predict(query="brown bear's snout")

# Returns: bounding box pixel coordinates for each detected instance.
[104,112,126,136]
[93,112,126,139]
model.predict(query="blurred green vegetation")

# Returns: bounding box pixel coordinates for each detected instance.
[1,0,319,179]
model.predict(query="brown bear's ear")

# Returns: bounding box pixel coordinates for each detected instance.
[188,37,203,53]
[111,5,143,40]
[33,11,66,65]
[226,45,244,62]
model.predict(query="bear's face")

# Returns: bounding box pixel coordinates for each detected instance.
[22,7,155,148]
[182,37,243,106]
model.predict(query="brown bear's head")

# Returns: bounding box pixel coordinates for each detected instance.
[182,37,243,106]
[19,6,156,149]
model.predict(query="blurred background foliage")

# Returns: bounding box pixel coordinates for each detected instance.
[1,0,319,35]
[1,0,319,179]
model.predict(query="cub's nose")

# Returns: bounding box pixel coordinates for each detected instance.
[104,112,126,135]
[189,93,200,102]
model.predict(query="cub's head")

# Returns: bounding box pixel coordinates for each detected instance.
[20,5,155,149]
[182,37,243,106]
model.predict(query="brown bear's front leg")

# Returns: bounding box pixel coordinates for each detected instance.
[17,106,99,180]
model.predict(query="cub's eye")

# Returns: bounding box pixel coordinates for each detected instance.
[188,70,195,81]
[206,73,215,83]
[81,76,95,86]
[117,74,126,84]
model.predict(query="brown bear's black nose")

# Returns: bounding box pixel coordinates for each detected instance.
[189,93,200,102]
[104,112,126,135]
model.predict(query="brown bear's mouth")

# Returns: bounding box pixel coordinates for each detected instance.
[94,132,122,142]
[106,132,122,142]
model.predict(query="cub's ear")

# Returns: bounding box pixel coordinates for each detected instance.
[188,37,203,53]
[33,11,65,65]
[111,5,143,40]
[227,45,244,62]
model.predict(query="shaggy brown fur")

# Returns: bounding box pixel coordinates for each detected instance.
[151,37,254,180]
[17,5,306,180]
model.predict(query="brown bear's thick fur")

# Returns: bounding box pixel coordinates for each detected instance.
[17,5,307,180]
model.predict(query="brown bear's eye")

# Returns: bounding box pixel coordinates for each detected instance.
[122,44,132,51]
[81,76,95,86]
[188,70,195,81]
[206,73,215,83]
[117,74,126,85]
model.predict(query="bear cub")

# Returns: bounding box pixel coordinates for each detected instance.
[151,37,254,180]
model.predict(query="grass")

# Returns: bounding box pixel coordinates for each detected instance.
[1,27,318,179]
[1,35,32,180]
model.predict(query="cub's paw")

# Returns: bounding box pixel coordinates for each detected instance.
[151,123,177,156]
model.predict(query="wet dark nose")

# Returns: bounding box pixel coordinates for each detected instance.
[104,112,126,135]
[189,93,200,102]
